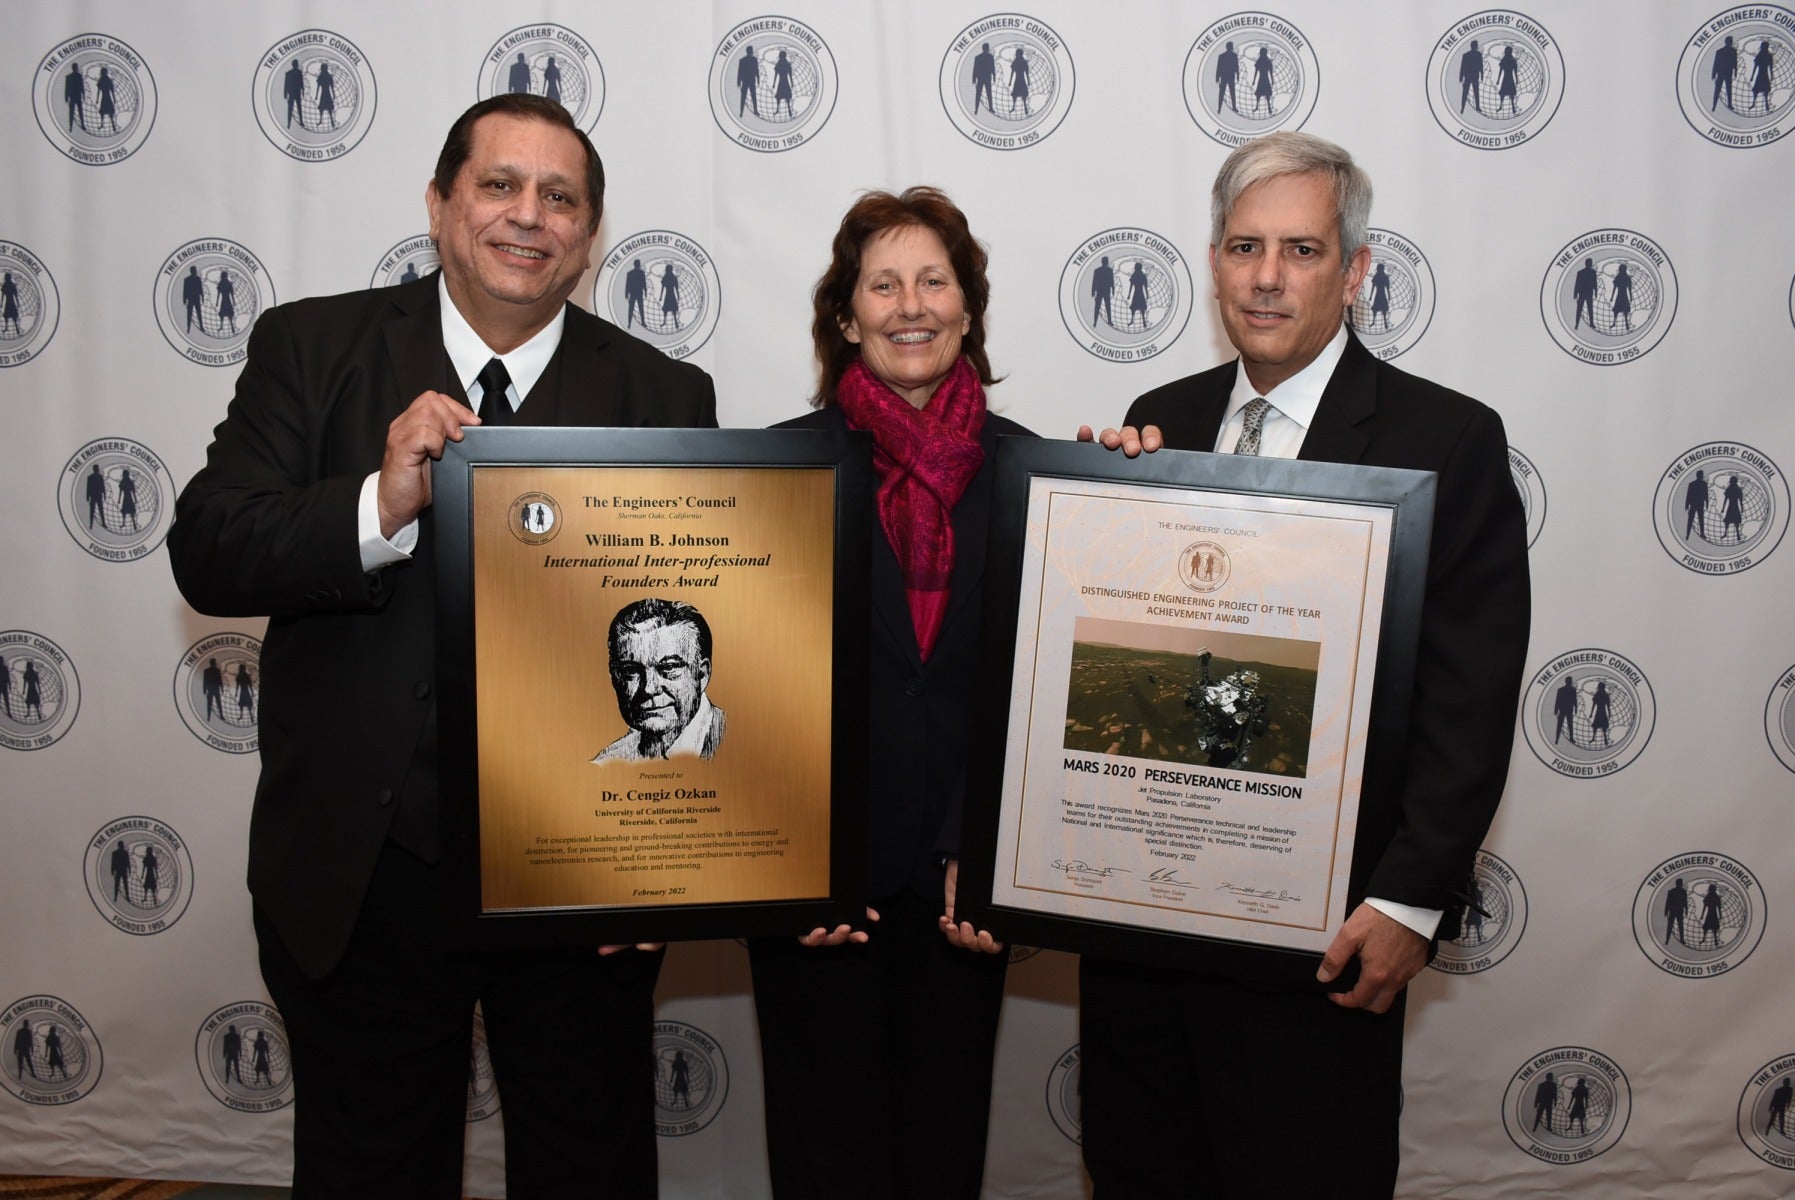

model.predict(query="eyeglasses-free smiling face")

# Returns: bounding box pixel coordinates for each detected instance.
[1209,170,1370,396]
[608,620,708,738]
[426,112,598,351]
[841,224,972,410]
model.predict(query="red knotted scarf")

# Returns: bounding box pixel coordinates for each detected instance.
[835,356,987,660]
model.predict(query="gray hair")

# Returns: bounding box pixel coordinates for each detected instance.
[1210,132,1372,264]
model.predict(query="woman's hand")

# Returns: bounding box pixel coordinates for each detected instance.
[798,907,880,947]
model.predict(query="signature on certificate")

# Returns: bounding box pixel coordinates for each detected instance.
[1217,882,1302,902]
[1052,858,1130,878]
[1147,867,1184,883]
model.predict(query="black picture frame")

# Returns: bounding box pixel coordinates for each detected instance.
[955,439,1435,988]
[434,426,872,947]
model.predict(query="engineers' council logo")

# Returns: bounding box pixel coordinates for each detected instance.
[1631,851,1766,979]
[508,492,562,545]
[154,239,276,367]
[0,631,81,752]
[1426,11,1565,149]
[710,16,838,152]
[480,24,604,131]
[33,33,157,166]
[1508,445,1548,548]
[1676,7,1795,148]
[654,1020,728,1136]
[1539,229,1677,365]
[1348,229,1435,360]
[196,1002,293,1113]
[1522,648,1655,779]
[1,996,102,1105]
[1768,663,1795,774]
[252,30,377,161]
[1179,541,1232,593]
[58,438,175,562]
[939,14,1076,150]
[370,234,438,289]
[1503,1046,1630,1164]
[1046,1042,1082,1144]
[1059,228,1194,363]
[1181,12,1319,146]
[174,633,261,754]
[1431,849,1527,974]
[0,241,61,367]
[1652,441,1788,576]
[1739,1054,1795,1169]
[85,816,195,936]
[467,1005,498,1122]
[596,231,721,360]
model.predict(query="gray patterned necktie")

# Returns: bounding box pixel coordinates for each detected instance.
[1234,396,1270,456]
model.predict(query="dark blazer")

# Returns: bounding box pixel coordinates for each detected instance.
[168,273,717,975]
[1127,333,1529,937]
[776,404,1036,899]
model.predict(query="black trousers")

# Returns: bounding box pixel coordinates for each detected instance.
[747,888,1009,1200]
[1080,955,1404,1200]
[256,840,664,1199]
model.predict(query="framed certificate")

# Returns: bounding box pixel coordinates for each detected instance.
[955,439,1434,986]
[433,427,872,946]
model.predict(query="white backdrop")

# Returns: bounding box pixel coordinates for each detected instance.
[2,2,1793,1196]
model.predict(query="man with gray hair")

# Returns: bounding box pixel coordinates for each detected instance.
[1080,131,1530,1195]
[594,597,726,763]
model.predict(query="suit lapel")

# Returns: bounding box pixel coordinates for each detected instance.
[382,274,457,408]
[935,420,999,640]
[550,308,626,427]
[1296,333,1377,465]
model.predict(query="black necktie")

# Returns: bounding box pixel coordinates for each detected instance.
[476,357,513,426]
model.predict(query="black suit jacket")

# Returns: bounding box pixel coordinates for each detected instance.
[1127,333,1529,937]
[168,274,717,976]
[777,404,1037,899]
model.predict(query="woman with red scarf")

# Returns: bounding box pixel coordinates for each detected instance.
[748,187,1034,1199]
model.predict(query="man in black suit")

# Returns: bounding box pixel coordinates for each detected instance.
[1078,132,1529,1196]
[168,94,716,1198]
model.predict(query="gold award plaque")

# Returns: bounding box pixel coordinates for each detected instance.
[471,464,835,913]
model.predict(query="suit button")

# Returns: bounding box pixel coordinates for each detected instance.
[905,678,924,697]
[376,787,394,806]
[413,681,431,700]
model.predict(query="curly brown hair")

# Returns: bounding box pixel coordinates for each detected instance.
[810,187,996,406]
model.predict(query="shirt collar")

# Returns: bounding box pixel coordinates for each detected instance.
[665,695,716,757]
[437,274,566,408]
[1223,324,1350,433]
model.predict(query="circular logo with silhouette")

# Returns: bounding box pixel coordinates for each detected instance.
[1676,7,1795,148]
[1652,441,1788,575]
[939,13,1076,150]
[1430,849,1527,974]
[654,1020,728,1136]
[1767,663,1795,775]
[710,16,838,152]
[1631,851,1766,979]
[58,438,175,562]
[0,996,102,1105]
[252,30,377,161]
[174,633,262,754]
[1522,648,1654,779]
[1350,229,1435,360]
[1182,12,1320,146]
[33,33,157,165]
[1739,1054,1795,1169]
[479,24,604,131]
[1045,1042,1082,1144]
[84,816,195,936]
[0,241,61,367]
[196,1001,293,1113]
[1425,10,1566,150]
[0,630,81,752]
[1178,541,1233,593]
[467,1005,499,1122]
[1059,228,1194,363]
[596,231,722,360]
[1502,1046,1630,1163]
[509,492,563,545]
[154,239,276,367]
[370,234,439,289]
[1539,229,1677,365]
[1508,444,1547,548]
